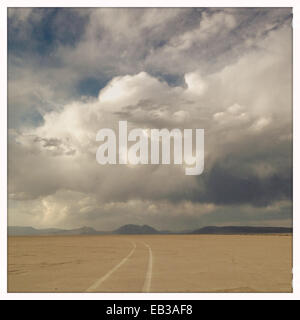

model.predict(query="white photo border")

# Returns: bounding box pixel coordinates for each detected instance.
[0,0,298,300]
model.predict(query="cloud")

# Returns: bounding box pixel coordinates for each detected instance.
[8,8,292,229]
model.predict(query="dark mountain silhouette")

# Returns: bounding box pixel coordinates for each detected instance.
[114,224,160,234]
[192,226,292,235]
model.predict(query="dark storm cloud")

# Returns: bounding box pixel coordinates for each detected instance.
[163,160,292,208]
[202,164,292,207]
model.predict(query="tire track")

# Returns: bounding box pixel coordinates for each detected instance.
[142,242,153,293]
[86,240,136,292]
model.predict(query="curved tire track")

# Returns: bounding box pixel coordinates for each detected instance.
[142,242,153,293]
[86,241,137,292]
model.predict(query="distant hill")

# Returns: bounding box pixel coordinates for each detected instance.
[8,225,292,236]
[114,224,160,234]
[8,225,160,236]
[8,226,41,236]
[192,226,293,235]
[8,226,101,236]
[52,226,100,235]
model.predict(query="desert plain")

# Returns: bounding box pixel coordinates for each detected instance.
[8,234,292,293]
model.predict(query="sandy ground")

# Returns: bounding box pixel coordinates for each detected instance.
[8,234,292,293]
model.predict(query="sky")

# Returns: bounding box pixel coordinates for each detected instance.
[8,8,293,231]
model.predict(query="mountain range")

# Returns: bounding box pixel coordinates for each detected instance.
[8,224,292,236]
